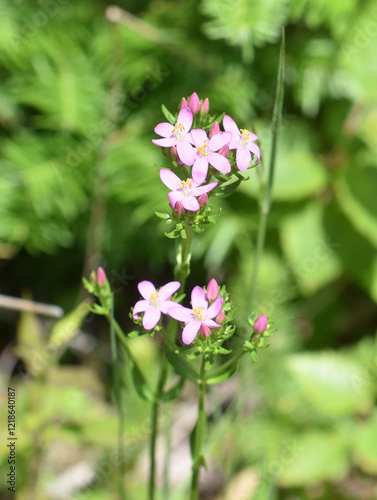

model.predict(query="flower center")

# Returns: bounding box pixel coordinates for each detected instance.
[150,291,160,307]
[179,178,194,196]
[239,128,250,147]
[193,306,205,321]
[172,122,185,142]
[197,140,210,157]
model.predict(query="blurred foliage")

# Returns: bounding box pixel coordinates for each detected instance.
[0,0,377,498]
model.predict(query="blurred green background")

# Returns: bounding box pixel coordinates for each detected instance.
[0,0,377,499]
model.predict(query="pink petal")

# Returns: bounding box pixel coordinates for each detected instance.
[152,137,177,147]
[249,132,259,142]
[177,140,195,166]
[190,129,208,147]
[192,157,209,184]
[209,131,232,151]
[191,286,208,309]
[177,107,193,132]
[160,169,182,190]
[192,181,218,196]
[206,279,219,301]
[223,115,240,137]
[182,195,200,211]
[143,307,161,330]
[208,153,231,174]
[182,321,201,345]
[206,296,223,319]
[248,142,261,163]
[132,300,150,318]
[138,281,156,300]
[168,306,194,322]
[203,318,221,328]
[168,191,183,210]
[155,122,174,138]
[236,147,251,171]
[188,92,200,114]
[158,281,181,301]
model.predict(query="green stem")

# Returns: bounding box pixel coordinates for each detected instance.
[175,226,194,293]
[190,357,207,500]
[250,28,285,307]
[149,357,169,500]
[108,299,126,500]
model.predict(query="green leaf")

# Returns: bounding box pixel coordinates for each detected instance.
[190,411,207,461]
[127,330,148,338]
[165,229,180,239]
[159,376,185,402]
[161,104,176,124]
[352,411,377,474]
[206,362,237,385]
[218,347,231,355]
[119,342,154,402]
[48,299,91,351]
[165,348,200,383]
[250,350,260,363]
[155,211,170,219]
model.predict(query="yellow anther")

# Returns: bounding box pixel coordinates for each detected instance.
[179,179,194,190]
[150,292,159,303]
[193,306,205,320]
[240,129,250,141]
[172,122,185,135]
[198,140,210,156]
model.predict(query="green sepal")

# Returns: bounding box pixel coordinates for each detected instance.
[161,104,176,124]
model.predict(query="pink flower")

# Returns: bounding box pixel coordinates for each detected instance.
[223,115,260,171]
[253,314,268,334]
[188,92,200,114]
[152,107,195,165]
[168,286,223,344]
[133,280,181,330]
[160,169,217,212]
[96,267,107,286]
[206,279,219,302]
[190,129,232,184]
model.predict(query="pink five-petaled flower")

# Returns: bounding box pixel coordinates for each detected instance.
[168,286,223,345]
[133,280,181,330]
[190,129,232,184]
[160,169,217,212]
[223,115,260,171]
[152,107,195,165]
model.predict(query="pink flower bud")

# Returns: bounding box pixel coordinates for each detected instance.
[198,193,208,207]
[209,121,220,138]
[188,92,200,115]
[97,267,107,287]
[201,98,209,115]
[200,323,211,338]
[174,201,184,215]
[253,314,268,334]
[180,97,188,109]
[171,146,178,160]
[216,310,226,325]
[219,144,229,157]
[207,279,219,301]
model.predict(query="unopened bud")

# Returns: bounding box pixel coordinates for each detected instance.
[198,193,208,207]
[171,146,178,160]
[180,97,188,109]
[90,271,96,282]
[253,314,268,334]
[219,144,229,157]
[200,324,211,338]
[207,279,219,301]
[201,98,209,115]
[97,267,107,287]
[216,310,226,325]
[174,201,184,215]
[209,121,220,138]
[188,92,200,115]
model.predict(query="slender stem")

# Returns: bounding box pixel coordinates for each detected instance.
[190,357,207,500]
[163,404,172,498]
[108,299,126,500]
[175,226,194,293]
[250,28,285,307]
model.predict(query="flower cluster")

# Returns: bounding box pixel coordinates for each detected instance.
[132,278,227,345]
[153,92,260,213]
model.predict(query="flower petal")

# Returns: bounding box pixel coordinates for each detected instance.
[247,142,261,163]
[132,300,150,318]
[192,157,209,184]
[209,131,232,151]
[208,153,231,174]
[160,169,182,190]
[168,306,194,322]
[158,281,181,301]
[182,195,200,211]
[192,181,218,196]
[154,122,174,138]
[177,107,193,132]
[206,296,223,319]
[177,140,195,165]
[138,280,156,300]
[190,128,208,147]
[191,286,208,309]
[182,321,201,345]
[168,191,183,210]
[143,307,161,330]
[249,132,259,142]
[152,137,177,147]
[223,115,240,136]
[203,318,221,328]
[236,147,251,171]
